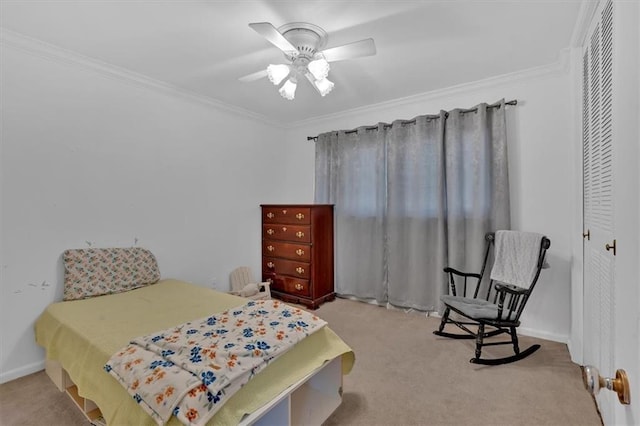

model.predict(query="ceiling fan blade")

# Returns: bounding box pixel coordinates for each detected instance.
[249,22,298,54]
[305,72,322,95]
[320,38,376,62]
[238,69,268,82]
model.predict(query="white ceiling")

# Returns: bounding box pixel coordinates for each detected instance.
[1,1,582,125]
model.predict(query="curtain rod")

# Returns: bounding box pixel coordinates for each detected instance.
[306,99,518,141]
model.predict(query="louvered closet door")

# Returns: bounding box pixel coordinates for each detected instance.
[582,0,616,422]
[582,0,640,422]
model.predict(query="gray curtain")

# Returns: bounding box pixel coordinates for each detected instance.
[386,113,447,310]
[315,126,387,302]
[444,102,510,276]
[315,101,510,312]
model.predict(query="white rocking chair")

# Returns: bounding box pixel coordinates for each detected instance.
[228,266,271,301]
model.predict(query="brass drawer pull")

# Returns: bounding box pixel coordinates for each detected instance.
[282,227,287,232]
[267,261,275,268]
[266,212,274,219]
[295,283,304,291]
[296,213,305,220]
[296,267,305,274]
[282,209,287,214]
[266,228,274,235]
[296,231,305,238]
[295,248,305,256]
[267,245,274,252]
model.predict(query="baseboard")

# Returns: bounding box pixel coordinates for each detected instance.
[518,327,568,344]
[336,295,568,343]
[0,360,45,384]
[434,314,567,344]
[566,338,584,364]
[430,313,567,343]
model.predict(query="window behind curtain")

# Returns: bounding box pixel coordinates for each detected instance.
[314,102,510,311]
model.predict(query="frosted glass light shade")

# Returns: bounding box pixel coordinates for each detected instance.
[314,78,334,96]
[308,58,330,80]
[279,79,297,100]
[267,64,290,85]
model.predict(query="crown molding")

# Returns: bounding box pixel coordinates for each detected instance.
[570,0,600,48]
[0,26,573,132]
[288,54,569,129]
[0,28,284,129]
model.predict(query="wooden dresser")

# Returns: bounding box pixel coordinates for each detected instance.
[261,204,334,309]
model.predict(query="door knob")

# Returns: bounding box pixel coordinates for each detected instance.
[582,365,630,405]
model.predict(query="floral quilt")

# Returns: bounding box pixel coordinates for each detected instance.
[105,299,327,426]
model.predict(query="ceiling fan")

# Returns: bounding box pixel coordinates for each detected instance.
[239,22,376,100]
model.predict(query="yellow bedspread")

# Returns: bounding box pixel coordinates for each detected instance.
[35,279,354,425]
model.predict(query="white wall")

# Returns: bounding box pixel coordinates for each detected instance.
[0,34,578,383]
[0,44,291,382]
[283,57,574,343]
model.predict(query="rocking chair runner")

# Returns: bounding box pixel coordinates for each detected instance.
[434,231,551,365]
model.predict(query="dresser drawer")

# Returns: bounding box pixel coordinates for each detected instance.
[262,241,311,262]
[263,257,310,279]
[262,224,311,243]
[277,276,311,298]
[262,273,310,298]
[263,207,311,225]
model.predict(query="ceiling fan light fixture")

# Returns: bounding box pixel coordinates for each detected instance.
[314,77,334,97]
[266,64,290,85]
[308,57,330,80]
[242,21,376,101]
[279,78,297,100]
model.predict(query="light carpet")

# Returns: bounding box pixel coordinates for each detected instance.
[0,297,601,425]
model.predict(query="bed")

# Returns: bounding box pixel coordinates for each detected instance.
[34,248,354,425]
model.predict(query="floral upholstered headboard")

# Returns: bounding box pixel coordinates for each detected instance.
[63,247,160,301]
